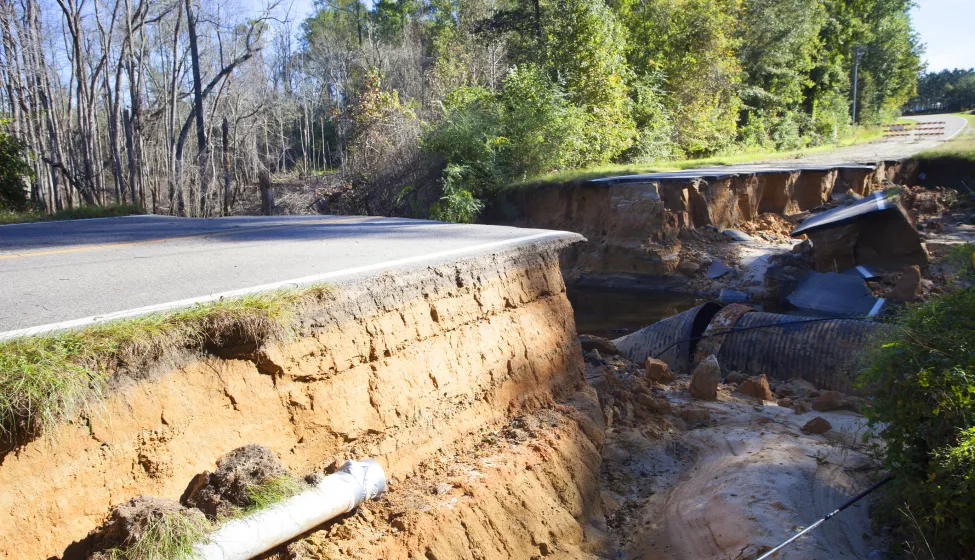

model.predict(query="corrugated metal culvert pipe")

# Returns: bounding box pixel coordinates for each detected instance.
[615,303,885,392]
[613,302,721,373]
[708,311,885,393]
[192,459,387,560]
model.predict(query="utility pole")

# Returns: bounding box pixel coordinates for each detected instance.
[852,45,866,125]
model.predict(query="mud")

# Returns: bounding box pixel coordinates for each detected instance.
[182,444,295,519]
[0,240,587,559]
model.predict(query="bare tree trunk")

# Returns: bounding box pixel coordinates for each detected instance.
[222,117,231,216]
[185,0,209,216]
[258,169,274,216]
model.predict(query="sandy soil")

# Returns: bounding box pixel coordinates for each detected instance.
[601,381,887,560]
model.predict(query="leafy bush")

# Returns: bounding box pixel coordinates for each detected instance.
[0,126,33,211]
[860,285,975,558]
[626,74,681,162]
[423,65,591,221]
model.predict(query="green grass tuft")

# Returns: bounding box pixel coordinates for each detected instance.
[505,124,886,189]
[0,203,144,225]
[0,285,331,441]
[243,475,307,515]
[104,510,212,560]
[913,112,975,164]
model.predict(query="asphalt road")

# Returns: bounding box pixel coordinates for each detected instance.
[0,215,580,337]
[590,113,968,185]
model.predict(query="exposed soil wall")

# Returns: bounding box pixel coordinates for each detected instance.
[0,241,588,559]
[496,166,888,282]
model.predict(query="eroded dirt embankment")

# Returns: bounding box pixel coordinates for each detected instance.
[496,161,917,282]
[0,241,593,559]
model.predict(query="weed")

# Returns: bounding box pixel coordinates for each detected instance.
[103,510,212,560]
[0,285,331,441]
[243,475,307,515]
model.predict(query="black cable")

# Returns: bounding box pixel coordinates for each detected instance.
[755,476,893,560]
[651,316,846,360]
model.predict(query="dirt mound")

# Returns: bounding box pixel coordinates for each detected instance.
[182,444,293,519]
[88,496,209,559]
[739,212,801,243]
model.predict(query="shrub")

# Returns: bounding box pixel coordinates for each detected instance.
[860,286,975,558]
[0,126,33,211]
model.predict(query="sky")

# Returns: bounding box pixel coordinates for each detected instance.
[911,0,975,72]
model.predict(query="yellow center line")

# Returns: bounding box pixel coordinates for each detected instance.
[0,217,374,260]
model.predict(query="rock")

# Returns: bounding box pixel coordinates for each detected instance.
[88,496,209,558]
[689,355,722,401]
[645,357,675,383]
[679,408,711,427]
[889,265,922,302]
[719,289,749,302]
[637,393,672,414]
[736,374,774,401]
[726,371,748,385]
[793,400,811,414]
[723,229,754,242]
[678,260,701,275]
[579,334,619,356]
[777,398,793,408]
[812,390,859,412]
[779,378,819,398]
[182,444,297,519]
[801,416,832,434]
[707,260,732,279]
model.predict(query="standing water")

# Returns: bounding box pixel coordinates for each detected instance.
[566,286,706,340]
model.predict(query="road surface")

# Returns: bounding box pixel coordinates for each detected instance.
[591,113,967,185]
[0,215,580,338]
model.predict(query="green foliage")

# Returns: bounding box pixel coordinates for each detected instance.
[543,0,635,162]
[626,74,681,162]
[860,288,975,557]
[242,476,307,515]
[0,285,330,441]
[0,125,33,211]
[423,65,592,220]
[104,510,212,560]
[910,69,975,113]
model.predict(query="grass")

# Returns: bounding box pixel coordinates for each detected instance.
[0,202,144,225]
[104,510,212,560]
[509,124,886,189]
[912,112,975,163]
[0,284,331,442]
[242,475,308,515]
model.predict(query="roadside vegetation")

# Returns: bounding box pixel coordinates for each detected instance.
[861,246,975,558]
[913,112,975,164]
[1,0,922,222]
[0,203,145,225]
[101,510,212,560]
[0,285,330,442]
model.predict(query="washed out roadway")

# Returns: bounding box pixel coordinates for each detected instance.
[0,215,581,337]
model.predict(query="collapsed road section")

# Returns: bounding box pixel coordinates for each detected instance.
[0,220,604,559]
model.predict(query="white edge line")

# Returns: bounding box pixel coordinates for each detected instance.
[0,231,581,341]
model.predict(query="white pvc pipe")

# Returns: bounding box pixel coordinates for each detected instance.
[192,459,387,560]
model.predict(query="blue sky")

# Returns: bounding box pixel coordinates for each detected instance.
[911,0,975,72]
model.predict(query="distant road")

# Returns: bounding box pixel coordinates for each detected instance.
[590,113,967,185]
[0,215,580,337]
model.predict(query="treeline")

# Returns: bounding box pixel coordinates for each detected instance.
[907,68,975,114]
[0,0,922,219]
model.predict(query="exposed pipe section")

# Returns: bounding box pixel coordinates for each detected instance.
[192,459,387,560]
